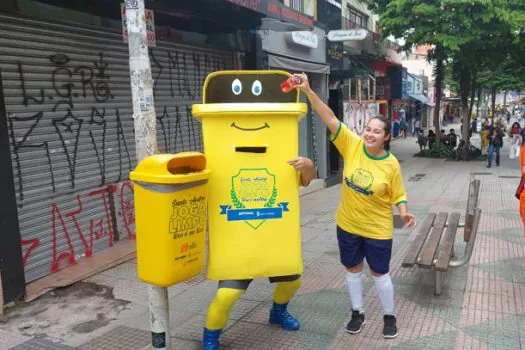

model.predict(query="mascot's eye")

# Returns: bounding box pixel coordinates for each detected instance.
[251,80,262,96]
[232,79,242,95]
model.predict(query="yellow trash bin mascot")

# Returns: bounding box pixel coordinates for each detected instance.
[192,71,317,349]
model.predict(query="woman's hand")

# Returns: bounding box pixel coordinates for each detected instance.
[400,213,417,228]
[293,73,312,94]
[291,73,339,135]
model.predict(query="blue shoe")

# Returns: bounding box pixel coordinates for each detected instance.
[202,328,221,350]
[269,302,300,331]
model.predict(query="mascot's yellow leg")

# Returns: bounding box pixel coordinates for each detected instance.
[273,279,301,304]
[205,288,244,330]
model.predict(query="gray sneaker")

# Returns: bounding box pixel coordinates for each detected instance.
[345,310,365,334]
[383,315,398,339]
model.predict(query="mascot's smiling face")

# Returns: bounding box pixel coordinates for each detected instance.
[202,71,300,136]
[204,72,297,104]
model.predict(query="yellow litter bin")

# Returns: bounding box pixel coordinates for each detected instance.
[192,70,307,280]
[130,152,210,287]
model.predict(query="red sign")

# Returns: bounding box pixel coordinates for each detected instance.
[121,3,156,47]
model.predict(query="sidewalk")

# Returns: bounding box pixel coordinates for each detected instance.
[1,135,525,349]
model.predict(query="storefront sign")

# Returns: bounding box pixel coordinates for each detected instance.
[327,0,342,9]
[327,29,368,42]
[327,41,343,70]
[121,3,156,46]
[285,31,319,49]
[225,0,314,29]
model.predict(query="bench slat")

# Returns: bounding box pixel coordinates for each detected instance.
[417,212,448,269]
[402,213,436,268]
[434,212,461,271]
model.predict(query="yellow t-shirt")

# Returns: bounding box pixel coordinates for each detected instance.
[332,121,407,240]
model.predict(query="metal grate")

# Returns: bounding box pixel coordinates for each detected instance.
[408,173,426,182]
[10,338,75,350]
[78,325,150,350]
[0,13,235,282]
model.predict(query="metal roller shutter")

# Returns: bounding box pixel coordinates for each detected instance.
[0,13,234,282]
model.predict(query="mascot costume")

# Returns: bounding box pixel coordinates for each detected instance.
[192,71,309,349]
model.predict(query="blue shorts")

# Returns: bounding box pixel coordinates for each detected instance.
[337,226,392,274]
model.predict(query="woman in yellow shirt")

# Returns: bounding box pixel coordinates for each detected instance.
[296,74,416,339]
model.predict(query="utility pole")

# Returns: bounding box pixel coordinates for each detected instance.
[125,1,170,349]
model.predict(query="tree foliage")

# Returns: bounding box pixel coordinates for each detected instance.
[366,0,525,152]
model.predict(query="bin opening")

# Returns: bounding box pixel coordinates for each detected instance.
[167,155,206,174]
[235,146,267,153]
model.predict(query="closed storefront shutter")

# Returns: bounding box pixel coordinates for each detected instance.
[0,13,234,282]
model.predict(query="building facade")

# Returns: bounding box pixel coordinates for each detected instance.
[0,0,317,303]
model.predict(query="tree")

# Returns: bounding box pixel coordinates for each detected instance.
[367,0,525,154]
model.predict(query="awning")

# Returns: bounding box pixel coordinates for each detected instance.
[329,55,373,77]
[408,93,430,105]
[268,53,330,74]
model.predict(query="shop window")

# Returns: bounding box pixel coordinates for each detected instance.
[303,0,316,18]
[285,0,315,17]
[349,77,376,102]
[350,79,358,101]
[345,6,368,29]
[360,79,369,101]
[286,0,305,13]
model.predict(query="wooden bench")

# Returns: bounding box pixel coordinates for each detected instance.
[401,178,482,295]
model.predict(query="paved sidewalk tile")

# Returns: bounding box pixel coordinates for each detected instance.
[6,128,525,349]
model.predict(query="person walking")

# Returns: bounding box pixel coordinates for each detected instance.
[509,122,521,159]
[399,117,407,139]
[295,73,416,339]
[487,123,505,168]
[412,119,421,137]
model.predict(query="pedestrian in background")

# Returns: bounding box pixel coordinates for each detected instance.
[487,123,505,168]
[295,73,416,339]
[509,122,521,160]
[412,119,421,137]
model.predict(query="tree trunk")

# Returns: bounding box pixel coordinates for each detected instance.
[476,87,482,119]
[491,88,497,121]
[433,54,445,145]
[503,90,507,110]
[467,76,476,141]
[457,60,471,160]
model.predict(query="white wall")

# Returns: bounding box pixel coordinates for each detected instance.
[402,58,435,83]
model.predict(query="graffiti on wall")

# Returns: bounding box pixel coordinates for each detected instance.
[343,102,379,135]
[6,47,231,277]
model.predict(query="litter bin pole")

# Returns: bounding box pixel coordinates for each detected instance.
[131,153,210,349]
[149,286,169,349]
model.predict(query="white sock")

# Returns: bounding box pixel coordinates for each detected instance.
[373,273,395,315]
[345,271,364,313]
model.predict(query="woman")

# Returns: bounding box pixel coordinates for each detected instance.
[509,122,521,160]
[399,117,408,139]
[427,130,436,149]
[295,74,416,339]
[481,119,490,153]
[487,123,505,168]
